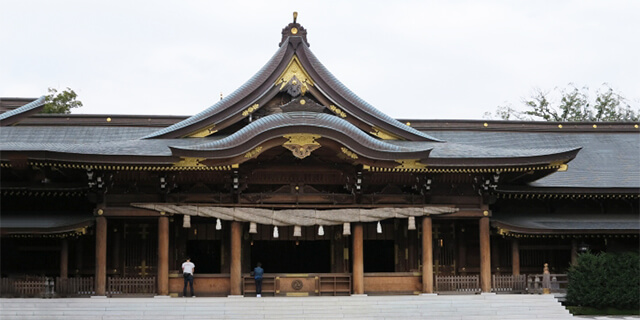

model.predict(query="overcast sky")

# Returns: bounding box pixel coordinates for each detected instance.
[1,0,638,120]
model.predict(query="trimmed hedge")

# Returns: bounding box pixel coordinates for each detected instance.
[567,252,639,309]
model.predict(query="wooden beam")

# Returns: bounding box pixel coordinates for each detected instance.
[157,216,169,296]
[352,223,364,295]
[422,217,433,293]
[479,216,491,293]
[99,207,163,217]
[230,221,242,296]
[95,216,107,296]
[511,238,520,276]
[60,239,68,279]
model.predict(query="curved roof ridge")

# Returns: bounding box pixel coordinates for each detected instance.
[171,112,431,154]
[143,43,290,139]
[0,96,46,126]
[299,45,443,142]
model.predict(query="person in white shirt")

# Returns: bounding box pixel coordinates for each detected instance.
[182,257,195,297]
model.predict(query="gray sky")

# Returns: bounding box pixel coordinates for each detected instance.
[1,0,638,120]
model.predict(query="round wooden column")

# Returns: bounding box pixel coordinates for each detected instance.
[95,215,107,296]
[60,238,69,279]
[571,239,578,266]
[157,215,169,296]
[511,238,520,276]
[422,217,433,293]
[479,216,491,292]
[352,223,364,295]
[230,221,242,296]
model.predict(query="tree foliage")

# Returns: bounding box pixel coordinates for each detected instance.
[484,85,639,122]
[42,87,83,114]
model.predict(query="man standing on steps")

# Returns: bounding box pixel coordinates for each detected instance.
[253,262,264,297]
[182,257,195,297]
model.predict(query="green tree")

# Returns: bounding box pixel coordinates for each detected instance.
[42,87,83,114]
[484,84,639,122]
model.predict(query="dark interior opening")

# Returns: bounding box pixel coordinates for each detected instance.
[364,240,395,272]
[250,240,330,273]
[186,240,221,273]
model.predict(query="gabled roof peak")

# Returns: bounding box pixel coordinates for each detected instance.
[279,11,309,47]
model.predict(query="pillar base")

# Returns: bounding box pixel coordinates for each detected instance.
[90,296,108,299]
[420,293,438,296]
[227,295,245,298]
[350,294,368,297]
[154,295,171,298]
[480,292,496,295]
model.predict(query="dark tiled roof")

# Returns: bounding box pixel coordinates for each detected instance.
[0,96,45,125]
[174,112,431,154]
[300,45,442,142]
[492,211,640,233]
[418,130,640,188]
[143,43,290,139]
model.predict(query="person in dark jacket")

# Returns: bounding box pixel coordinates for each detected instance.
[253,262,264,297]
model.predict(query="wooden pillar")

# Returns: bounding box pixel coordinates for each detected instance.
[230,221,242,296]
[422,217,433,293]
[75,238,83,275]
[479,216,491,292]
[352,223,364,294]
[511,238,520,276]
[571,239,578,266]
[95,216,107,296]
[60,239,69,279]
[157,215,169,295]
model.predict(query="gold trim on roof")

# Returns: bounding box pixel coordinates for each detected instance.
[26,161,232,171]
[242,103,260,117]
[187,125,217,138]
[275,55,314,95]
[395,159,427,170]
[244,146,263,159]
[365,164,564,173]
[282,133,321,159]
[329,105,347,118]
[340,147,358,159]
[371,126,401,140]
[173,157,207,168]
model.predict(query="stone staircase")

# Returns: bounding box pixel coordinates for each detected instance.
[0,293,573,320]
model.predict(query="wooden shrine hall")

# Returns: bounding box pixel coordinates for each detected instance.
[1,14,638,298]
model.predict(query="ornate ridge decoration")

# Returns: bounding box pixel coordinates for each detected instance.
[370,127,402,140]
[328,105,347,118]
[244,146,263,159]
[275,56,314,95]
[241,103,260,117]
[187,125,217,138]
[282,133,321,159]
[173,157,207,168]
[340,147,358,159]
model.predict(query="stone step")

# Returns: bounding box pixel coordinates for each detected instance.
[0,294,574,320]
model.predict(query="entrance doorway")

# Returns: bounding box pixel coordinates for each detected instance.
[187,240,221,273]
[250,240,330,273]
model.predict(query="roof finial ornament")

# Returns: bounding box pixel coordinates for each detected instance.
[293,11,298,24]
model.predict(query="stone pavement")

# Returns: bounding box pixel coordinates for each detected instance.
[0,293,578,320]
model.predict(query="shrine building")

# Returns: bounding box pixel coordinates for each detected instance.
[1,14,638,297]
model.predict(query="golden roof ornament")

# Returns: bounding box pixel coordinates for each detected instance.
[293,11,298,23]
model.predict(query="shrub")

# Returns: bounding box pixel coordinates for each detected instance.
[567,252,639,310]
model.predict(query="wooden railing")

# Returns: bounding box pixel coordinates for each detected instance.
[527,274,568,294]
[492,274,527,293]
[0,276,52,297]
[56,277,94,296]
[107,276,156,296]
[435,275,481,293]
